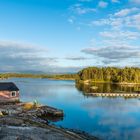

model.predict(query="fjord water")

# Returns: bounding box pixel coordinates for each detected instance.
[2,78,140,140]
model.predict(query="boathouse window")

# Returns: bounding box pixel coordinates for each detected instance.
[11,91,16,97]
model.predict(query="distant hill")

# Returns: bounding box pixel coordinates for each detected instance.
[0,67,81,75]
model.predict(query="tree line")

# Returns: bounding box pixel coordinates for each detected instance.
[0,73,77,80]
[1,67,140,83]
[76,67,140,83]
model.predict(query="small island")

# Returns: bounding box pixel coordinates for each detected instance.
[75,67,140,98]
[76,67,140,85]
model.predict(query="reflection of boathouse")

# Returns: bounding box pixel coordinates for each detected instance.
[0,82,19,103]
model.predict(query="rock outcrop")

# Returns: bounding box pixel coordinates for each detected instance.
[0,102,99,140]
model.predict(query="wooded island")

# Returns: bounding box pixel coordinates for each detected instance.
[76,67,140,84]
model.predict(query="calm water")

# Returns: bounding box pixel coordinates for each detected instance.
[76,82,140,94]
[1,78,140,140]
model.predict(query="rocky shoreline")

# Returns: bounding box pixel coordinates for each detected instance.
[0,102,99,140]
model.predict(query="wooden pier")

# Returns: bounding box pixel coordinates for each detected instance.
[88,93,140,98]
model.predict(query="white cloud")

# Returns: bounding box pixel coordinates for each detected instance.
[68,1,140,67]
[130,0,140,4]
[81,45,140,65]
[68,19,73,24]
[100,30,140,40]
[0,41,85,73]
[91,17,123,29]
[68,16,75,24]
[98,1,108,8]
[114,8,139,17]
[65,56,91,60]
[86,7,140,66]
[90,8,140,30]
[127,13,140,29]
[0,41,58,72]
[70,4,96,15]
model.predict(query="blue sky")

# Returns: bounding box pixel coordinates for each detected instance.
[0,0,140,73]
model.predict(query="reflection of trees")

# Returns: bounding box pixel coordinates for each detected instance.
[119,85,140,93]
[75,82,140,95]
[75,83,93,94]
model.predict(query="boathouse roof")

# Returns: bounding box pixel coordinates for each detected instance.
[0,82,19,91]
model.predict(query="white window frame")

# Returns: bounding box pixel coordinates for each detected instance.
[11,91,17,97]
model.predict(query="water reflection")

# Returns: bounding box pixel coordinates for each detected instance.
[1,78,140,140]
[81,98,140,140]
[76,82,140,94]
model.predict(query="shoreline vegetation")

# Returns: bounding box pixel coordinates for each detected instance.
[76,67,140,85]
[0,73,77,80]
[1,67,140,85]
[77,80,140,85]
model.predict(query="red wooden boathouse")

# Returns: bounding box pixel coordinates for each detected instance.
[0,82,19,103]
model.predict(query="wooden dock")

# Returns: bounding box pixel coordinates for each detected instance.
[88,93,140,98]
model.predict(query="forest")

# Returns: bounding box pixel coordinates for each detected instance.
[76,67,140,83]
